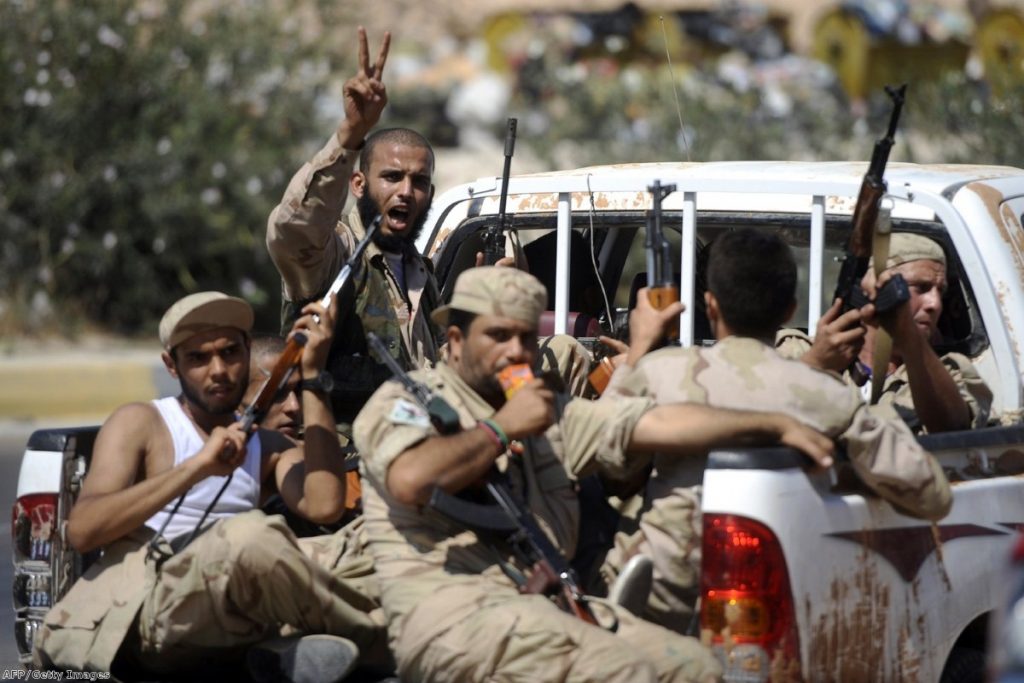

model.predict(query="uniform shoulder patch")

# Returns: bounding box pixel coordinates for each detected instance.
[387,398,431,428]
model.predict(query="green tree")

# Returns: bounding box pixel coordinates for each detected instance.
[0,0,354,338]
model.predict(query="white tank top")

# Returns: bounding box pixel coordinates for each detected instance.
[144,397,262,541]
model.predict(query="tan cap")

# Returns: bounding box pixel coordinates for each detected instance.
[871,233,946,271]
[159,291,254,350]
[432,266,547,327]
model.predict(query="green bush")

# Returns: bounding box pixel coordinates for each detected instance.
[3,3,1023,341]
[0,0,354,338]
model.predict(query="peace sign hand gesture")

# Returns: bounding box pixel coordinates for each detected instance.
[337,26,391,148]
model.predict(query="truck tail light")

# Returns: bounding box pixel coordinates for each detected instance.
[12,493,58,660]
[12,493,57,563]
[701,513,801,682]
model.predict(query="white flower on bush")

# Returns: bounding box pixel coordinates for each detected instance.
[201,187,221,205]
[97,25,125,50]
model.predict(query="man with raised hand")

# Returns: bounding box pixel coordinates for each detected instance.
[267,27,445,428]
[777,231,992,433]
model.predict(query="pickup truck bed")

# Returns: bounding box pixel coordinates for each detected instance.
[15,160,1024,681]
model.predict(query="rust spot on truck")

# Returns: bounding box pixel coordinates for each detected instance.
[806,551,890,681]
[827,195,857,214]
[966,182,1024,294]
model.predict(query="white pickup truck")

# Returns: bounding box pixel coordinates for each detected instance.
[14,160,1024,682]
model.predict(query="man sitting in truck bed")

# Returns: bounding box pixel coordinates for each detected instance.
[35,292,386,683]
[598,229,952,634]
[777,232,992,433]
[351,265,838,683]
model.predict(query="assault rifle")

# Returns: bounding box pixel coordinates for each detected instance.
[646,180,680,341]
[244,215,382,431]
[833,85,910,318]
[367,333,601,626]
[481,118,518,265]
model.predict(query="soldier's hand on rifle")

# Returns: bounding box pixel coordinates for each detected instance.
[292,297,339,379]
[336,26,390,148]
[860,269,916,343]
[626,287,684,366]
[597,335,629,370]
[196,423,249,478]
[492,378,555,440]
[801,298,870,373]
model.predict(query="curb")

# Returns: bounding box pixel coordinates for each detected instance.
[0,351,177,423]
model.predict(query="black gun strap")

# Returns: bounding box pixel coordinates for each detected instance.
[428,487,518,533]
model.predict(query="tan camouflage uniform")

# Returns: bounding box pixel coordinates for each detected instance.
[36,513,387,675]
[599,337,952,633]
[776,329,992,431]
[778,232,993,432]
[353,361,721,682]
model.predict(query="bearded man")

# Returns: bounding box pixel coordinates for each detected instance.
[267,28,444,426]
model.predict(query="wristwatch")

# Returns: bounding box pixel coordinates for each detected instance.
[299,370,335,395]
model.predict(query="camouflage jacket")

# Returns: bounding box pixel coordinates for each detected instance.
[352,362,652,633]
[607,336,952,521]
[776,327,993,432]
[267,134,444,421]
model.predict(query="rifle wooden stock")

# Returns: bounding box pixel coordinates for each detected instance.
[645,181,679,343]
[648,285,680,341]
[587,356,616,396]
[563,586,600,626]
[239,332,308,435]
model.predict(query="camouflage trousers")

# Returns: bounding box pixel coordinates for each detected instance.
[126,511,388,675]
[391,581,721,683]
[601,485,703,634]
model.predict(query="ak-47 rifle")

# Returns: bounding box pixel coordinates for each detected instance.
[833,85,910,319]
[831,85,910,388]
[242,215,382,432]
[645,180,680,342]
[481,118,518,265]
[367,333,601,626]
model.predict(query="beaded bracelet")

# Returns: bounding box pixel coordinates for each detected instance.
[478,418,510,452]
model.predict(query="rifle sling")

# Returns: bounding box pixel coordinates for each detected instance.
[869,211,894,404]
[428,487,519,533]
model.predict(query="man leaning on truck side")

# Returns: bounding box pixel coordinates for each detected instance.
[34,292,387,683]
[598,229,953,634]
[777,231,992,433]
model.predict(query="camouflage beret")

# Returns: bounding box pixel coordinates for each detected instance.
[870,233,946,270]
[432,266,548,327]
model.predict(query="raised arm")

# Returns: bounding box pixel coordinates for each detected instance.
[266,27,391,301]
[273,299,349,523]
[67,403,247,553]
[865,268,971,433]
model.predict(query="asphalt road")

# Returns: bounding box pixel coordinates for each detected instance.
[2,420,41,672]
